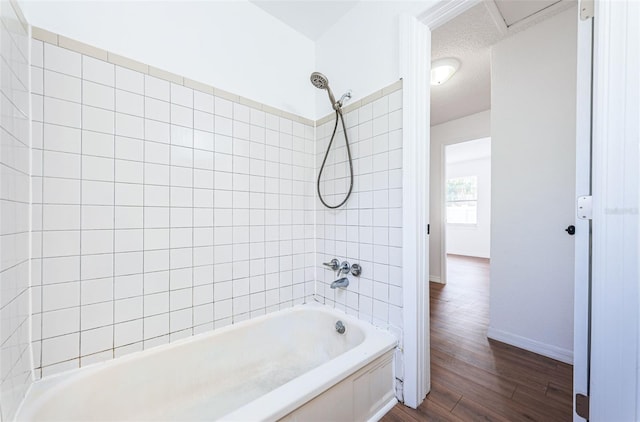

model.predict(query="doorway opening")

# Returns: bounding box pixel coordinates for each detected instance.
[444,138,491,282]
[398,0,581,418]
[397,0,592,412]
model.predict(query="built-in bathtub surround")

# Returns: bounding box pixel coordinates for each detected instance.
[0,0,31,419]
[30,30,316,377]
[24,24,407,408]
[314,84,403,380]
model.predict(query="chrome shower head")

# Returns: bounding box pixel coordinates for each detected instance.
[310,71,339,110]
[310,72,329,90]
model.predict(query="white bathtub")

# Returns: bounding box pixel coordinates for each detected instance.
[17,304,397,421]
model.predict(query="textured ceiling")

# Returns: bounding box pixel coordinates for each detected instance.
[431,0,576,126]
[431,3,502,126]
[249,0,359,41]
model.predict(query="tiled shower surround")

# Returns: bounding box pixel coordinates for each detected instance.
[314,88,404,381]
[0,14,403,415]
[315,90,403,326]
[30,35,317,377]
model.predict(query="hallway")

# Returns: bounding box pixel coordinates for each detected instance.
[382,255,573,421]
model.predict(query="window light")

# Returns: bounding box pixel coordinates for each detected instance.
[446,176,478,225]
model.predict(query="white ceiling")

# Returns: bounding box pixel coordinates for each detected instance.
[431,0,575,126]
[430,3,502,126]
[249,0,359,41]
[446,137,491,164]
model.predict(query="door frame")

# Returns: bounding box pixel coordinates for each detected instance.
[572,6,593,421]
[399,13,431,409]
[588,0,640,419]
[399,0,481,408]
[440,143,447,285]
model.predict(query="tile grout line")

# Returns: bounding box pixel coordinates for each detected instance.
[263,119,269,315]
[191,88,194,335]
[111,62,116,359]
[212,169,219,325]
[230,105,234,323]
[38,46,45,376]
[211,96,216,327]
[142,73,146,347]
[33,74,43,378]
[34,124,325,171]
[79,53,84,366]
[168,82,172,339]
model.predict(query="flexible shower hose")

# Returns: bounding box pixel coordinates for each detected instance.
[317,109,354,209]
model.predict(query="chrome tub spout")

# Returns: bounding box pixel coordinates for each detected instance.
[331,277,349,289]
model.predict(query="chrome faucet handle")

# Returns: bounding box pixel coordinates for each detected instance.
[323,259,340,271]
[351,263,362,277]
[339,261,351,274]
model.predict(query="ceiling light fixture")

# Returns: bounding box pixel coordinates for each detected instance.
[431,58,460,86]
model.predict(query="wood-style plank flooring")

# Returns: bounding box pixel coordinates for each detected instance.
[381,255,573,421]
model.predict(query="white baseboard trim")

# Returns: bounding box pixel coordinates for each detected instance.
[429,275,442,283]
[487,327,573,364]
[369,397,398,422]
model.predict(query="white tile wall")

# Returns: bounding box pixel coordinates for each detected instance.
[314,89,403,342]
[28,30,405,392]
[0,2,32,420]
[31,40,316,377]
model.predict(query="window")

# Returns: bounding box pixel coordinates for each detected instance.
[446,176,478,225]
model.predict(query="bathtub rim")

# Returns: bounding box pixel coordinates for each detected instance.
[223,343,397,422]
[16,302,397,421]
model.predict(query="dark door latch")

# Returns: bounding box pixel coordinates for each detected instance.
[565,225,576,235]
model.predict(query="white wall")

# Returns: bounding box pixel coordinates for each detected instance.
[488,7,577,363]
[18,0,317,119]
[446,155,491,258]
[315,1,436,117]
[429,110,490,281]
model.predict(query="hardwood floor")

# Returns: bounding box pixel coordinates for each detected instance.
[381,254,573,421]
